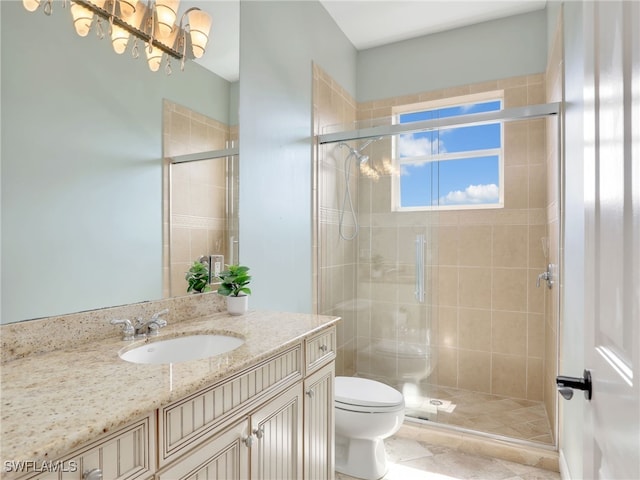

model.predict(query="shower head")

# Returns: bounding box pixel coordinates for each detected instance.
[337,136,381,164]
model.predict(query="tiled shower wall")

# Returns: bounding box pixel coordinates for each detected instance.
[162,100,232,297]
[313,64,358,376]
[315,65,560,411]
[357,75,551,403]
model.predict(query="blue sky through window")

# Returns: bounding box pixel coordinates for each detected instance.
[397,99,502,209]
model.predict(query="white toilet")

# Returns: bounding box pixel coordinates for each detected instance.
[334,376,405,480]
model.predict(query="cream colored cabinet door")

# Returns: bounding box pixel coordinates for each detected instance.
[14,415,155,480]
[155,419,250,480]
[249,383,303,480]
[303,363,334,480]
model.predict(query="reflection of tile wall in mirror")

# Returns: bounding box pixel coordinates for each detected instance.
[163,101,237,298]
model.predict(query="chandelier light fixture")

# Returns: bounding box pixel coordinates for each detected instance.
[23,0,212,74]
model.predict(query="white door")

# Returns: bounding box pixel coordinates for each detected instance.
[580,1,640,478]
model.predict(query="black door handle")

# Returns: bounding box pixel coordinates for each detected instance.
[556,369,592,400]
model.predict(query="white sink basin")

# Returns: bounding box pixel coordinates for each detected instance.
[119,334,245,364]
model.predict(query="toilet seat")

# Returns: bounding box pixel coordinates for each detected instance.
[335,376,404,413]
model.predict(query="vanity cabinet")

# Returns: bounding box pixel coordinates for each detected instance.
[11,325,337,480]
[14,414,155,480]
[303,363,334,480]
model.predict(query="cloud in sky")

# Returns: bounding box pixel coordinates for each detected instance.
[439,183,499,205]
[398,133,446,158]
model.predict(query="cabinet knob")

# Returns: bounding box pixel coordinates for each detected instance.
[243,435,254,448]
[319,344,328,353]
[306,389,315,398]
[252,426,264,439]
[83,469,103,480]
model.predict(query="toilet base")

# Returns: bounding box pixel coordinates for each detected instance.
[335,434,388,480]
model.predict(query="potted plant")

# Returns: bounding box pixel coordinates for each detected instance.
[217,264,252,315]
[186,261,211,293]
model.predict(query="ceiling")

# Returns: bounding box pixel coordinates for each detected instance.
[190,0,547,83]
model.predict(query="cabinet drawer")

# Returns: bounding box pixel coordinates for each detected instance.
[305,327,336,374]
[158,343,302,467]
[15,415,155,480]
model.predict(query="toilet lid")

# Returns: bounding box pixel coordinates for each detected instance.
[335,376,404,408]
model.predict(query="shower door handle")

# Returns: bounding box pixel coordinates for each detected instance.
[415,234,425,303]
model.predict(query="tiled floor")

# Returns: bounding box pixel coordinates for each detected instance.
[335,435,561,480]
[400,384,554,445]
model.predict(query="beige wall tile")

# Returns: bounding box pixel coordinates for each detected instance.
[437,306,458,348]
[527,313,545,358]
[504,122,529,166]
[435,347,458,387]
[493,225,528,268]
[528,225,548,268]
[504,165,529,209]
[458,350,491,393]
[528,163,547,209]
[492,268,528,312]
[438,266,458,306]
[528,269,546,314]
[458,225,492,267]
[459,267,492,309]
[492,354,527,398]
[527,357,544,401]
[438,226,459,266]
[492,311,527,355]
[458,308,491,351]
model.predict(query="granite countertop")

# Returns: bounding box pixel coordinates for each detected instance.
[0,310,339,468]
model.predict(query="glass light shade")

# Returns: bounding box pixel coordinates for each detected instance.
[146,44,163,72]
[88,0,107,8]
[187,9,211,58]
[23,0,40,12]
[154,0,179,38]
[117,0,136,18]
[111,25,130,54]
[70,3,94,37]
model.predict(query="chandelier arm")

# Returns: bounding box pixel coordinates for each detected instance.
[74,0,183,60]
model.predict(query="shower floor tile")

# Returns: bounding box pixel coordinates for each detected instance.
[400,384,554,446]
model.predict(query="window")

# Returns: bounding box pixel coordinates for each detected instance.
[392,92,504,211]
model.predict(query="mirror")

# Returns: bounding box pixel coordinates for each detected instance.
[0,1,239,324]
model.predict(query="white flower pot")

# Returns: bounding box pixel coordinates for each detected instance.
[226,295,248,316]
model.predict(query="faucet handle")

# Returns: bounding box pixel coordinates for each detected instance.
[151,308,169,321]
[110,319,135,341]
[147,318,167,336]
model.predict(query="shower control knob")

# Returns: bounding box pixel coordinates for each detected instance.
[556,369,592,400]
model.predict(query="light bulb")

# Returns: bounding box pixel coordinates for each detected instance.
[187,9,211,58]
[111,24,130,54]
[70,3,94,37]
[146,44,163,72]
[154,0,179,38]
[23,0,40,12]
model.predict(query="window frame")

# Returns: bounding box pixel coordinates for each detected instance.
[391,90,505,212]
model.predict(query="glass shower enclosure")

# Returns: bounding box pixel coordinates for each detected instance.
[316,101,560,446]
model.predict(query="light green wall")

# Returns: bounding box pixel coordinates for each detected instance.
[356,9,548,102]
[1,2,231,323]
[239,1,357,313]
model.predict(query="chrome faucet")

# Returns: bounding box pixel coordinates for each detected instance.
[133,308,169,339]
[110,318,135,341]
[110,309,169,341]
